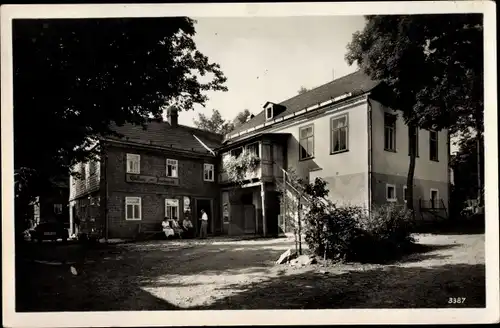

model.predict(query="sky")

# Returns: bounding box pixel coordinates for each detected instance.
[178,16,367,127]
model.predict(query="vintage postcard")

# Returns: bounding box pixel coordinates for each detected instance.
[1,1,498,327]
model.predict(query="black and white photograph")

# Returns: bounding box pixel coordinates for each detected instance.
[1,2,498,326]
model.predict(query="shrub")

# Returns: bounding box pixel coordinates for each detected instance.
[353,204,415,262]
[304,202,415,263]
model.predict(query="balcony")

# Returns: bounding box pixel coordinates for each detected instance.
[219,165,262,183]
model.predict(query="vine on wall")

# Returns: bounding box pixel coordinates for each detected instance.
[222,152,261,184]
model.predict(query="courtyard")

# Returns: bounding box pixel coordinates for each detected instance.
[16,232,485,311]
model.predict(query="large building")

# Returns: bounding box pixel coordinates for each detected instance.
[69,71,450,239]
[69,108,222,239]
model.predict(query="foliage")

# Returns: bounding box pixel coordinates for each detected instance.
[13,18,227,208]
[233,109,252,128]
[297,86,309,95]
[222,152,261,184]
[194,108,253,134]
[450,134,485,217]
[345,14,484,210]
[297,178,415,263]
[193,109,235,135]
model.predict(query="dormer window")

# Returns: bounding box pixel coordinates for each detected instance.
[266,107,273,120]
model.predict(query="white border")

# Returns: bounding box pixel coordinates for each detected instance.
[386,183,397,202]
[2,2,498,327]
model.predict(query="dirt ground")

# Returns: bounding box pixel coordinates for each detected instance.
[16,233,485,311]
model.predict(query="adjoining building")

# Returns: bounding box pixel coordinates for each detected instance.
[69,108,222,239]
[69,71,450,240]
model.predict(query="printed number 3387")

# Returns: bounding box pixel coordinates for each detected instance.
[448,297,466,304]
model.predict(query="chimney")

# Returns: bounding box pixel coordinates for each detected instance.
[167,107,178,127]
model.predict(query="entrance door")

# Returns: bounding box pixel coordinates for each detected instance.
[196,199,212,234]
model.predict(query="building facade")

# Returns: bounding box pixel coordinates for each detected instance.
[69,108,222,239]
[69,71,451,239]
[219,70,450,235]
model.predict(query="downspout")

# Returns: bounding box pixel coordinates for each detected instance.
[367,97,373,218]
[104,152,109,242]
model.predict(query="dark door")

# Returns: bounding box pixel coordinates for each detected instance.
[196,199,212,234]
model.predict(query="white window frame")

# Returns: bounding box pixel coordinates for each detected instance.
[386,184,397,202]
[125,197,142,221]
[299,124,314,160]
[330,114,349,154]
[165,198,180,219]
[384,113,397,151]
[245,142,260,158]
[204,163,215,182]
[266,107,273,120]
[126,154,141,174]
[430,188,439,208]
[85,162,90,188]
[166,159,178,178]
[429,130,439,161]
[403,185,408,203]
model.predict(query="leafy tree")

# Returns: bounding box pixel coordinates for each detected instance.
[297,86,309,95]
[233,109,252,128]
[193,109,234,135]
[13,18,227,231]
[345,14,483,211]
[194,108,253,134]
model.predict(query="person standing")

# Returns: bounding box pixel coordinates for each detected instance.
[199,209,208,239]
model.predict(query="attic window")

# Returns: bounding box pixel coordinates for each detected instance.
[266,107,273,120]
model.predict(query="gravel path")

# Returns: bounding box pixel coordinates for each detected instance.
[16,233,485,311]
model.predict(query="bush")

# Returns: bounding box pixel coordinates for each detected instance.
[304,202,415,263]
[353,204,415,263]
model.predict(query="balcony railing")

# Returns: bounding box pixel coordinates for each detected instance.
[219,164,262,183]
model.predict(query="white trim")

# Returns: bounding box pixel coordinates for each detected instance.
[203,163,215,182]
[266,106,273,120]
[330,113,349,153]
[403,185,408,203]
[165,198,180,219]
[125,197,142,221]
[192,134,216,156]
[126,153,140,174]
[430,188,439,200]
[386,184,397,202]
[166,158,178,178]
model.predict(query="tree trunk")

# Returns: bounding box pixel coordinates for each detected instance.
[297,199,302,255]
[406,124,417,217]
[475,107,483,209]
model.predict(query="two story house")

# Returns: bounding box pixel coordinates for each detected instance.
[220,70,450,236]
[69,70,450,240]
[69,108,222,239]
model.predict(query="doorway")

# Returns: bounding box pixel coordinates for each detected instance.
[195,198,213,235]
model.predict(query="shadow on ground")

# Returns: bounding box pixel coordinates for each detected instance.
[15,234,485,312]
[190,263,486,309]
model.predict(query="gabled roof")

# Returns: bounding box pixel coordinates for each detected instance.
[106,120,223,155]
[227,70,380,139]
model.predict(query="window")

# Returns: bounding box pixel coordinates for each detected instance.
[245,142,260,158]
[403,185,408,203]
[330,115,348,153]
[54,204,63,214]
[386,184,397,202]
[85,162,90,187]
[429,130,438,161]
[126,154,140,174]
[166,159,178,178]
[125,197,141,220]
[299,125,314,160]
[165,199,180,220]
[384,113,396,151]
[430,189,439,208]
[230,147,243,158]
[408,126,419,157]
[204,163,214,181]
[266,107,273,120]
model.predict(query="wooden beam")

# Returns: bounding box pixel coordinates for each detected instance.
[261,182,267,237]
